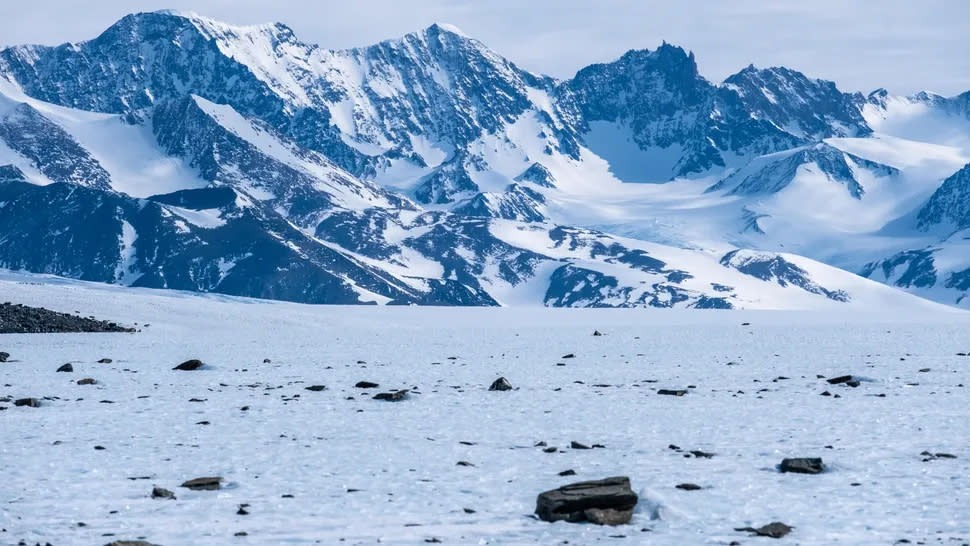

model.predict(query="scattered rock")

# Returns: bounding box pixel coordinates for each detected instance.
[456,460,475,467]
[180,477,223,490]
[488,377,513,391]
[56,363,73,372]
[562,353,576,359]
[151,487,175,500]
[780,457,824,474]
[263,358,272,363]
[0,351,8,362]
[77,378,97,385]
[826,375,854,385]
[373,389,409,401]
[14,397,39,407]
[676,483,702,491]
[304,385,327,392]
[173,359,203,371]
[104,541,160,546]
[559,469,577,476]
[570,441,591,450]
[921,451,958,461]
[237,503,250,515]
[689,450,714,459]
[355,381,379,389]
[657,389,687,396]
[535,476,638,525]
[593,330,603,336]
[98,358,113,364]
[735,522,793,538]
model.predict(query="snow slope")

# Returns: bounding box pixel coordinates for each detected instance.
[1,272,968,545]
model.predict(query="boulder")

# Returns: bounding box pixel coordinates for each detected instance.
[374,389,409,401]
[780,457,824,474]
[57,363,73,372]
[151,487,175,499]
[0,351,9,362]
[304,385,327,392]
[657,389,687,396]
[826,375,853,385]
[180,476,222,490]
[488,377,513,391]
[77,378,97,385]
[14,397,40,407]
[98,358,113,364]
[535,476,638,525]
[173,359,203,371]
[355,381,379,389]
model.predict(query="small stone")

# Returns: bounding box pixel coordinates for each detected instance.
[463,508,476,514]
[14,397,39,407]
[559,469,577,476]
[355,381,379,389]
[657,389,687,396]
[56,363,73,372]
[77,378,97,385]
[181,477,223,490]
[676,483,702,491]
[827,375,854,385]
[173,359,203,371]
[98,358,113,364]
[690,450,714,459]
[151,487,175,500]
[593,330,603,336]
[543,446,558,453]
[263,358,272,363]
[234,531,248,536]
[0,351,8,362]
[562,353,576,359]
[737,522,793,538]
[237,504,250,515]
[304,385,327,392]
[780,457,824,474]
[488,377,513,391]
[94,445,106,450]
[456,460,475,467]
[570,441,591,450]
[373,389,409,401]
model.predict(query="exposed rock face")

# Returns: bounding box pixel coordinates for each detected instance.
[535,476,638,525]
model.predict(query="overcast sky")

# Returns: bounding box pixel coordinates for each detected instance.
[1,0,967,96]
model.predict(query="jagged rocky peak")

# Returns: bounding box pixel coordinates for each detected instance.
[720,65,871,139]
[707,142,899,199]
[917,163,970,231]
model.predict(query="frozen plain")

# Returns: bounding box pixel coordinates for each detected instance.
[1,273,969,545]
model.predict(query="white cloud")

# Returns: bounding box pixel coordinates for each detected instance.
[1,0,967,95]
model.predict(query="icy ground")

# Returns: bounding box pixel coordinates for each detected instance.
[1,273,969,545]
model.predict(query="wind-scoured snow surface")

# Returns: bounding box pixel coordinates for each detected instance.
[1,272,968,544]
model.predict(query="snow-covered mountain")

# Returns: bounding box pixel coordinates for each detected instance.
[0,10,968,309]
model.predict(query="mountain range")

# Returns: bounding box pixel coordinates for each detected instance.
[0,10,967,309]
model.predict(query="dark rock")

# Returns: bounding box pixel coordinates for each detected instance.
[14,397,39,407]
[0,351,9,362]
[237,503,250,515]
[559,469,577,476]
[846,380,861,388]
[76,377,96,385]
[543,446,558,453]
[488,377,513,391]
[535,476,638,525]
[98,358,113,363]
[570,441,591,450]
[56,363,73,372]
[463,507,476,514]
[94,445,106,450]
[676,483,702,491]
[562,353,576,359]
[690,450,714,459]
[181,476,223,490]
[736,522,793,538]
[173,359,203,371]
[780,457,824,474]
[657,389,687,396]
[355,381,379,389]
[827,375,854,385]
[0,302,135,334]
[263,358,272,363]
[593,330,603,336]
[151,487,175,499]
[456,460,475,467]
[104,541,160,546]
[304,385,327,392]
[373,389,409,401]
